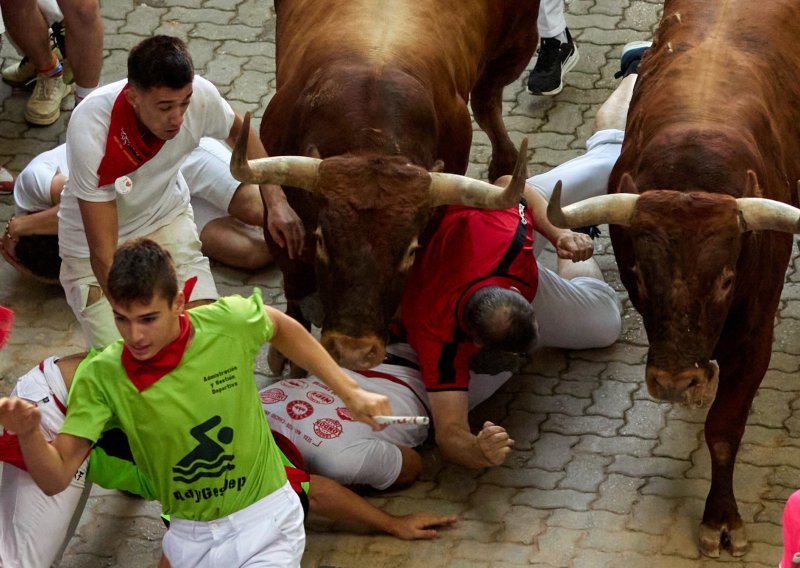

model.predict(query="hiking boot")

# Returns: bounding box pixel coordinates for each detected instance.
[24,73,71,126]
[615,40,653,79]
[527,28,579,96]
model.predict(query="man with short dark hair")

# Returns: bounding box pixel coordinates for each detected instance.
[0,238,391,567]
[58,35,302,349]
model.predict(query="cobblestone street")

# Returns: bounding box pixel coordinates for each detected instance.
[1,0,798,566]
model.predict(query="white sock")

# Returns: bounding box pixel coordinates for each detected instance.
[553,30,568,43]
[73,84,98,101]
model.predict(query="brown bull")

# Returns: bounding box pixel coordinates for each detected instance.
[547,0,800,558]
[232,0,540,371]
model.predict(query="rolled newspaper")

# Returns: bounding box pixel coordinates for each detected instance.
[373,415,430,426]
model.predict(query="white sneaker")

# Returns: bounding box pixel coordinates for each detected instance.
[24,73,71,126]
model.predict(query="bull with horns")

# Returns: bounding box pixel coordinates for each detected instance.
[231,0,540,374]
[547,0,800,557]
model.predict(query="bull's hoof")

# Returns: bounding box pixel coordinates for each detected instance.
[728,525,749,556]
[698,522,749,558]
[268,345,288,375]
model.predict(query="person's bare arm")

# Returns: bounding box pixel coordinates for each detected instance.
[77,198,118,295]
[226,112,304,258]
[391,446,422,488]
[308,473,457,540]
[266,305,391,429]
[0,397,92,495]
[523,184,593,262]
[428,390,513,469]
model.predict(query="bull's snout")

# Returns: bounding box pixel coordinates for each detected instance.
[321,332,386,370]
[645,361,720,407]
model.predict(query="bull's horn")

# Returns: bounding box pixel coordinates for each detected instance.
[736,197,800,233]
[428,138,529,208]
[230,112,321,191]
[547,182,639,228]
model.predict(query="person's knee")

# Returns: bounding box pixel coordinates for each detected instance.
[582,293,622,348]
[58,0,100,25]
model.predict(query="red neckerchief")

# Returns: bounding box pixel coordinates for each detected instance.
[120,277,197,393]
[96,84,166,187]
[0,430,26,471]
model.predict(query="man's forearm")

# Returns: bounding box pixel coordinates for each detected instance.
[525,185,570,246]
[89,250,114,295]
[435,423,494,469]
[18,430,79,495]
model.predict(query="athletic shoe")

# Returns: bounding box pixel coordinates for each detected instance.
[615,40,653,78]
[527,28,580,96]
[2,46,67,87]
[24,73,71,126]
[0,167,14,194]
[2,56,37,88]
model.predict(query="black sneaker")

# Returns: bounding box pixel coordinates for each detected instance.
[614,40,652,79]
[527,28,580,96]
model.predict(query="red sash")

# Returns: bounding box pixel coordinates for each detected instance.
[120,277,198,393]
[96,85,166,187]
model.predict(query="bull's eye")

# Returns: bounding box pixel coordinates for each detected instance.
[399,238,420,271]
[631,263,647,299]
[721,276,733,291]
[315,227,328,262]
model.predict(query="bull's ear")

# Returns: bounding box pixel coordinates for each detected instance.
[431,160,445,173]
[618,172,639,195]
[306,145,322,159]
[745,170,763,198]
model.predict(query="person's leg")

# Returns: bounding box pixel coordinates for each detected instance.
[0,0,52,70]
[537,0,567,38]
[59,256,120,348]
[200,218,271,270]
[55,0,102,101]
[532,262,621,350]
[528,0,578,96]
[227,184,265,228]
[147,211,219,303]
[596,73,638,132]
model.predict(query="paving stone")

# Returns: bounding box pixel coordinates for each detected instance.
[3,0,798,565]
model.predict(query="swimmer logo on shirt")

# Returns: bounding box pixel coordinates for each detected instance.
[172,415,235,483]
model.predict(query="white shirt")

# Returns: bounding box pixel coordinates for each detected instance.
[58,76,234,258]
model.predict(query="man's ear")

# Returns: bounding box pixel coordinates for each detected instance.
[173,291,186,314]
[124,87,139,109]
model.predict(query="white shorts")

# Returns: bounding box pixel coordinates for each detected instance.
[181,138,241,235]
[0,358,89,568]
[163,482,305,568]
[60,210,219,349]
[533,263,621,350]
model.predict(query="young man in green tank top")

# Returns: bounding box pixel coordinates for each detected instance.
[0,238,391,567]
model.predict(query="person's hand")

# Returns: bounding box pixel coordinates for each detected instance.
[1,218,20,263]
[554,230,593,262]
[266,199,305,259]
[477,421,513,466]
[0,397,41,437]
[341,387,392,431]
[388,513,458,540]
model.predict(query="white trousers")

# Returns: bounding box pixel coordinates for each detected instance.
[163,482,305,568]
[60,210,219,349]
[538,0,567,38]
[0,360,89,568]
[530,128,624,349]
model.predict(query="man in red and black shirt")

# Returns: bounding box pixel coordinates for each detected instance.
[401,176,621,469]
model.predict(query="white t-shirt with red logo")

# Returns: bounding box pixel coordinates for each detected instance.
[262,344,429,490]
[261,343,512,490]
